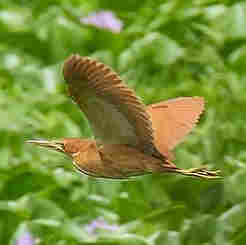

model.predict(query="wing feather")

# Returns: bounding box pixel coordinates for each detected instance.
[63,54,157,155]
[147,97,205,159]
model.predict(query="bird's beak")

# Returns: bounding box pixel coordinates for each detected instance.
[26,139,65,153]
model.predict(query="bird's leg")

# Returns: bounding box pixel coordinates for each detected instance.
[161,160,222,179]
[174,166,222,179]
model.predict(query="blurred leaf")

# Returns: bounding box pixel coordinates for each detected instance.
[218,2,246,40]
[155,231,180,245]
[226,169,246,202]
[181,214,217,244]
[218,201,246,234]
[97,234,149,245]
[142,205,186,230]
[232,229,246,245]
[228,45,246,73]
[27,196,66,220]
[119,32,183,71]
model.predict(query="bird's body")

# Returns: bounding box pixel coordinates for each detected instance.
[65,139,181,178]
[66,139,164,178]
[27,55,221,179]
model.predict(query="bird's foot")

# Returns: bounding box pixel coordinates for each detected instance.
[176,166,222,179]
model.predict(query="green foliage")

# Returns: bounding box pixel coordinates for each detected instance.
[1,0,246,244]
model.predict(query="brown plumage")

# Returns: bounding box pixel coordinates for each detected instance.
[27,54,221,179]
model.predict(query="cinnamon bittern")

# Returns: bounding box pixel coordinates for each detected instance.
[27,55,220,179]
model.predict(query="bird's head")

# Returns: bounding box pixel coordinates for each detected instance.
[26,138,99,162]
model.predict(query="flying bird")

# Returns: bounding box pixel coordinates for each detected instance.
[27,55,220,179]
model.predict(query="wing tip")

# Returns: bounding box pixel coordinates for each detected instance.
[63,54,92,82]
[193,96,205,105]
[192,96,205,119]
[63,54,80,81]
[63,54,122,91]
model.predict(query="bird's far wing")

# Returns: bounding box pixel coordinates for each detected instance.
[63,54,157,154]
[146,97,204,159]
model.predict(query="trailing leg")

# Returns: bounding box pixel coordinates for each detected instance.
[161,160,221,179]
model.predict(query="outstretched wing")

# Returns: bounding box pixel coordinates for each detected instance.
[63,54,158,155]
[147,97,204,159]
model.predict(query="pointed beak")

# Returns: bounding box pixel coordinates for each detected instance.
[26,139,65,153]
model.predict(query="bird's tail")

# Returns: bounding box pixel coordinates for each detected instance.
[161,160,222,179]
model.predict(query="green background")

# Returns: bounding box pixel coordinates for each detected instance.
[1,0,246,244]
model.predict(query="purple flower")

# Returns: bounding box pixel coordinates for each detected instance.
[16,232,35,245]
[85,218,119,234]
[80,11,123,33]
